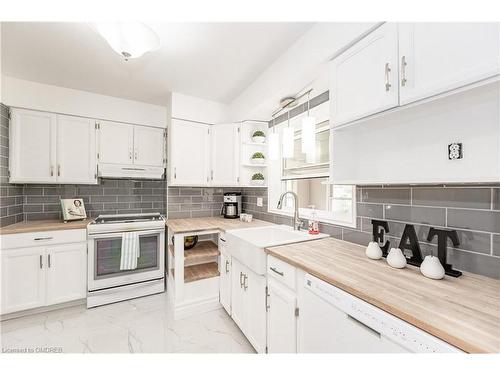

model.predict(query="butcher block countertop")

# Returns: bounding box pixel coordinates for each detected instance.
[166,217,275,233]
[266,237,500,353]
[0,219,93,235]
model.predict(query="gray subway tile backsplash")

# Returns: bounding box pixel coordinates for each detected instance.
[385,204,446,227]
[493,189,500,210]
[447,208,500,233]
[412,187,492,209]
[361,188,411,205]
[492,234,500,256]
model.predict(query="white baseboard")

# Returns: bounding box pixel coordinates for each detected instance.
[173,295,222,320]
[1,299,86,321]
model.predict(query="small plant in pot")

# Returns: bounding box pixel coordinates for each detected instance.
[251,152,266,165]
[252,130,266,143]
[251,172,265,186]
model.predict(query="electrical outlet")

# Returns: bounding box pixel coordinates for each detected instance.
[448,142,463,160]
[256,197,263,207]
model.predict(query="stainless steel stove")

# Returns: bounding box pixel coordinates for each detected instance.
[87,213,165,308]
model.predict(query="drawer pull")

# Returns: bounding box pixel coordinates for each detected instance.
[34,237,53,241]
[39,255,43,269]
[270,267,284,276]
[48,254,51,268]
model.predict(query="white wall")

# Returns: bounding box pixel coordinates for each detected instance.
[229,22,379,121]
[171,92,230,124]
[2,76,168,128]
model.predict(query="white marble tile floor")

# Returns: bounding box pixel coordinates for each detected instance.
[0,293,255,353]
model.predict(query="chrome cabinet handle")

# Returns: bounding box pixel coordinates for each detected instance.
[225,260,230,274]
[129,150,132,160]
[48,254,51,268]
[243,274,248,291]
[135,149,138,160]
[219,237,226,243]
[270,267,284,276]
[384,62,391,92]
[211,170,214,181]
[50,166,54,177]
[34,237,53,241]
[240,272,244,288]
[57,165,61,177]
[174,167,176,179]
[401,56,407,87]
[39,255,43,269]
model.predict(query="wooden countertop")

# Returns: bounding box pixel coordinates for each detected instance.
[266,237,500,353]
[0,219,93,235]
[166,216,275,233]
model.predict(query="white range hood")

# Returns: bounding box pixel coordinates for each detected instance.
[98,164,165,180]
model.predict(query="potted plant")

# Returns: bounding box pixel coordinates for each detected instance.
[251,172,265,186]
[251,152,266,165]
[252,130,266,143]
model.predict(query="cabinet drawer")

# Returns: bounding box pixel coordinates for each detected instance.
[267,255,296,291]
[1,229,87,250]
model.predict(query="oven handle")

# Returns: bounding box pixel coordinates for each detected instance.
[88,229,165,239]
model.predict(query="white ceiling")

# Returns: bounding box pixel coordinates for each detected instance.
[1,22,313,105]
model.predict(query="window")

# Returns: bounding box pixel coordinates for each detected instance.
[267,100,357,227]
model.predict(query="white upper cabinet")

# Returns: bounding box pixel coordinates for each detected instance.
[169,119,210,186]
[330,23,399,127]
[134,126,166,167]
[9,109,97,184]
[57,115,97,184]
[9,109,57,183]
[98,120,134,165]
[399,23,500,105]
[211,123,240,186]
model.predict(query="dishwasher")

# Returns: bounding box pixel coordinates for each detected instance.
[298,273,463,353]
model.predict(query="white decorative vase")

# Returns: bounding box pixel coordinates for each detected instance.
[365,241,383,260]
[420,255,445,280]
[387,248,407,269]
[251,179,265,186]
[252,136,266,143]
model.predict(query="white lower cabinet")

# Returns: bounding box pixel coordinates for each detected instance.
[1,247,46,314]
[230,257,266,353]
[45,243,87,306]
[219,250,232,315]
[1,232,87,315]
[266,277,297,353]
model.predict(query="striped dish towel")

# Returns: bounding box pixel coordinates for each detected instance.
[120,232,140,270]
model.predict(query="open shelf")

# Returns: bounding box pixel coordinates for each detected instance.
[243,141,267,147]
[242,163,267,167]
[168,241,219,265]
[172,262,220,283]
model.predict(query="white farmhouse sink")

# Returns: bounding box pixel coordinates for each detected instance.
[225,225,328,275]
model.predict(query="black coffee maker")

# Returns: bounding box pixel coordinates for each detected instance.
[221,192,242,219]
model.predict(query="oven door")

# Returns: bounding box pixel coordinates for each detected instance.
[87,229,165,291]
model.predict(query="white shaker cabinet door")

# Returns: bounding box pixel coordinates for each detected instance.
[330,23,399,127]
[399,23,500,105]
[57,115,97,184]
[211,123,240,186]
[244,269,267,353]
[98,120,134,165]
[230,258,246,330]
[46,243,87,306]
[169,119,209,186]
[1,248,46,314]
[9,108,57,183]
[219,251,232,315]
[134,126,165,167]
[267,278,297,353]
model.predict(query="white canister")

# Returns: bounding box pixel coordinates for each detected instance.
[387,247,407,269]
[420,255,445,280]
[365,242,383,260]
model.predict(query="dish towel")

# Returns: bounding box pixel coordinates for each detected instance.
[120,232,140,270]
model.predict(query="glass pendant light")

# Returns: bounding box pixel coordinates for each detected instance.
[268,117,280,161]
[282,111,294,159]
[301,91,316,154]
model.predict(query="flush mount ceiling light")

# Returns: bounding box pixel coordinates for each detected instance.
[92,22,161,61]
